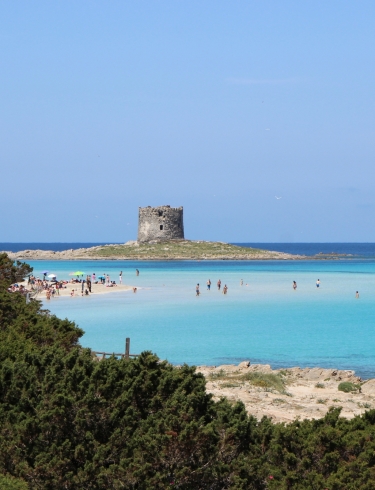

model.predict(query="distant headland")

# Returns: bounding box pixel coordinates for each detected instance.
[3,240,306,261]
[3,205,307,261]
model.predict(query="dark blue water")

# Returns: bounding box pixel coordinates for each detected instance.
[0,243,120,252]
[236,243,375,258]
[2,242,375,258]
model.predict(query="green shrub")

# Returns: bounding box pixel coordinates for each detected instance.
[358,402,371,409]
[220,382,241,388]
[208,368,227,380]
[242,371,286,393]
[315,382,325,388]
[338,381,361,393]
[0,475,28,489]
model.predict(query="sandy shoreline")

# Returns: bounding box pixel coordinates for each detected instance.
[47,282,133,298]
[22,281,134,299]
[197,362,375,423]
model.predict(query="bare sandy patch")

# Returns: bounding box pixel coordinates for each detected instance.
[197,362,375,423]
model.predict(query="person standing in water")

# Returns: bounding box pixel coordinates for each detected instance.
[119,271,123,284]
[207,279,211,291]
[136,269,139,276]
[293,281,297,290]
[196,284,200,296]
[356,291,359,298]
[223,284,228,295]
[316,279,320,288]
[217,279,221,291]
[240,279,243,286]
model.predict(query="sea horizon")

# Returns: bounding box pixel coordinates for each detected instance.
[3,242,375,258]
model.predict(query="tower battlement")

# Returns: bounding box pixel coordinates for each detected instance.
[137,205,184,242]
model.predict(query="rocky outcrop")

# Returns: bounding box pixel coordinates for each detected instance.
[197,363,369,423]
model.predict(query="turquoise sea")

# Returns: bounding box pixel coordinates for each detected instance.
[28,258,375,379]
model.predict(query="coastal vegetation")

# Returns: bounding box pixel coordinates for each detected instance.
[3,253,375,488]
[89,240,271,259]
[338,381,362,393]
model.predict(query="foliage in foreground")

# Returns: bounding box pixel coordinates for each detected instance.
[2,254,375,489]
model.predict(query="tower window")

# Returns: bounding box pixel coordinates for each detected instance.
[160,225,163,230]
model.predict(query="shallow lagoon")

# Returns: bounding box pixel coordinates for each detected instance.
[31,259,375,378]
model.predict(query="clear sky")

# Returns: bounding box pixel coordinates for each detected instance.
[1,1,374,242]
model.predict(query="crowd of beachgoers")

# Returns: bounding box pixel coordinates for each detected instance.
[8,269,139,300]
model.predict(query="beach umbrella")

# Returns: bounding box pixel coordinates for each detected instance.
[98,276,105,280]
[42,270,49,275]
[47,274,56,278]
[69,271,85,276]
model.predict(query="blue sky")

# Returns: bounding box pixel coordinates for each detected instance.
[1,1,374,242]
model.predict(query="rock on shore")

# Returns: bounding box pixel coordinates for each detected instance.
[197,362,375,423]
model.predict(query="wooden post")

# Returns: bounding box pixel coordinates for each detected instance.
[125,337,130,360]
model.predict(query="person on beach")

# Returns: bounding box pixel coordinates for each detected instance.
[136,269,139,276]
[70,289,75,297]
[217,279,221,291]
[81,280,85,295]
[293,281,297,290]
[316,279,320,288]
[356,291,359,298]
[196,284,200,296]
[133,287,137,293]
[207,279,211,290]
[92,273,96,283]
[106,274,110,286]
[86,276,92,293]
[223,284,228,295]
[119,271,123,284]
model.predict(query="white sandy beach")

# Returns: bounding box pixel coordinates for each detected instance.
[23,282,134,299]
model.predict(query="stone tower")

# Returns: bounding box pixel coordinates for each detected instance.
[137,205,184,242]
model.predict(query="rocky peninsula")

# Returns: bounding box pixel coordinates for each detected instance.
[197,362,375,423]
[3,240,306,261]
